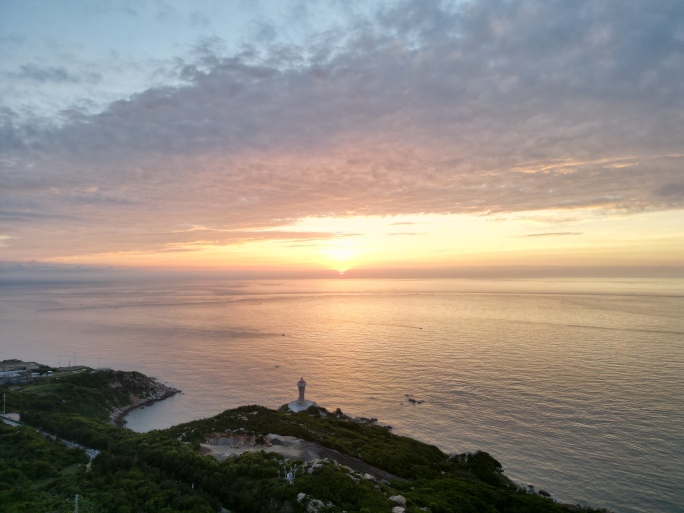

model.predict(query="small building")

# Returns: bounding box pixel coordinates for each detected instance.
[0,369,24,384]
[0,370,24,378]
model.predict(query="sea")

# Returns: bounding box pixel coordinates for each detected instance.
[1,278,682,513]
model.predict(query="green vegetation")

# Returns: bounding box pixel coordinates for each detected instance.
[165,405,451,480]
[8,369,169,421]
[0,366,610,512]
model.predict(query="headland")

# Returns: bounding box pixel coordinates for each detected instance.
[0,360,611,513]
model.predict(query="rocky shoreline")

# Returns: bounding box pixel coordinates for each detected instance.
[109,382,181,427]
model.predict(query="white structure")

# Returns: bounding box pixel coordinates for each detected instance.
[287,377,316,412]
[0,370,23,378]
[297,377,306,404]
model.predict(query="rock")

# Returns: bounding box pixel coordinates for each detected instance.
[269,436,283,445]
[308,464,323,474]
[216,437,236,446]
[297,493,307,503]
[392,507,406,513]
[539,489,551,497]
[363,473,375,480]
[306,499,325,512]
[389,495,406,506]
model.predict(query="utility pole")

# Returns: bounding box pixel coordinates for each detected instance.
[3,393,5,415]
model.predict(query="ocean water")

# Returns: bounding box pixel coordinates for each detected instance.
[1,278,683,513]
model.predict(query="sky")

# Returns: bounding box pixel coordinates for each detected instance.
[1,0,683,278]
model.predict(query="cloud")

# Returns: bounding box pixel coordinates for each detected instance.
[519,232,582,238]
[0,225,356,259]
[5,64,102,85]
[2,0,684,259]
[0,210,76,223]
[14,64,80,83]
[657,181,684,199]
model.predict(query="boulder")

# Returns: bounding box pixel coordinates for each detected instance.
[389,495,406,506]
[306,499,325,512]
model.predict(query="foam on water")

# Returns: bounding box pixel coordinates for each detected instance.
[2,278,683,513]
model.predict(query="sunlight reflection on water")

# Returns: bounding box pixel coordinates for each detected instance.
[2,278,683,513]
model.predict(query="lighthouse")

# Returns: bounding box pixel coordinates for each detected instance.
[297,377,306,404]
[287,377,317,412]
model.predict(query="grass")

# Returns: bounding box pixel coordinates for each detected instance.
[60,462,86,476]
[14,383,63,395]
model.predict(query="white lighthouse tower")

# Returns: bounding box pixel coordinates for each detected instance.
[287,377,316,412]
[297,377,306,404]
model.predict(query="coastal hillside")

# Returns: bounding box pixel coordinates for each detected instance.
[1,363,610,513]
[2,365,179,424]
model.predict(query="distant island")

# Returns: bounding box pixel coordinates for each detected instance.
[0,360,610,513]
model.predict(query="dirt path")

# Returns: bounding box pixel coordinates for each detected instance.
[202,433,402,482]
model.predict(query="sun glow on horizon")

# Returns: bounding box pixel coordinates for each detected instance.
[321,244,359,273]
[36,209,684,274]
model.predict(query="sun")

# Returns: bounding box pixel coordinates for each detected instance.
[321,244,359,273]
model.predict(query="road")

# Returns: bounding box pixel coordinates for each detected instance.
[0,415,21,427]
[60,438,100,459]
[1,415,100,459]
